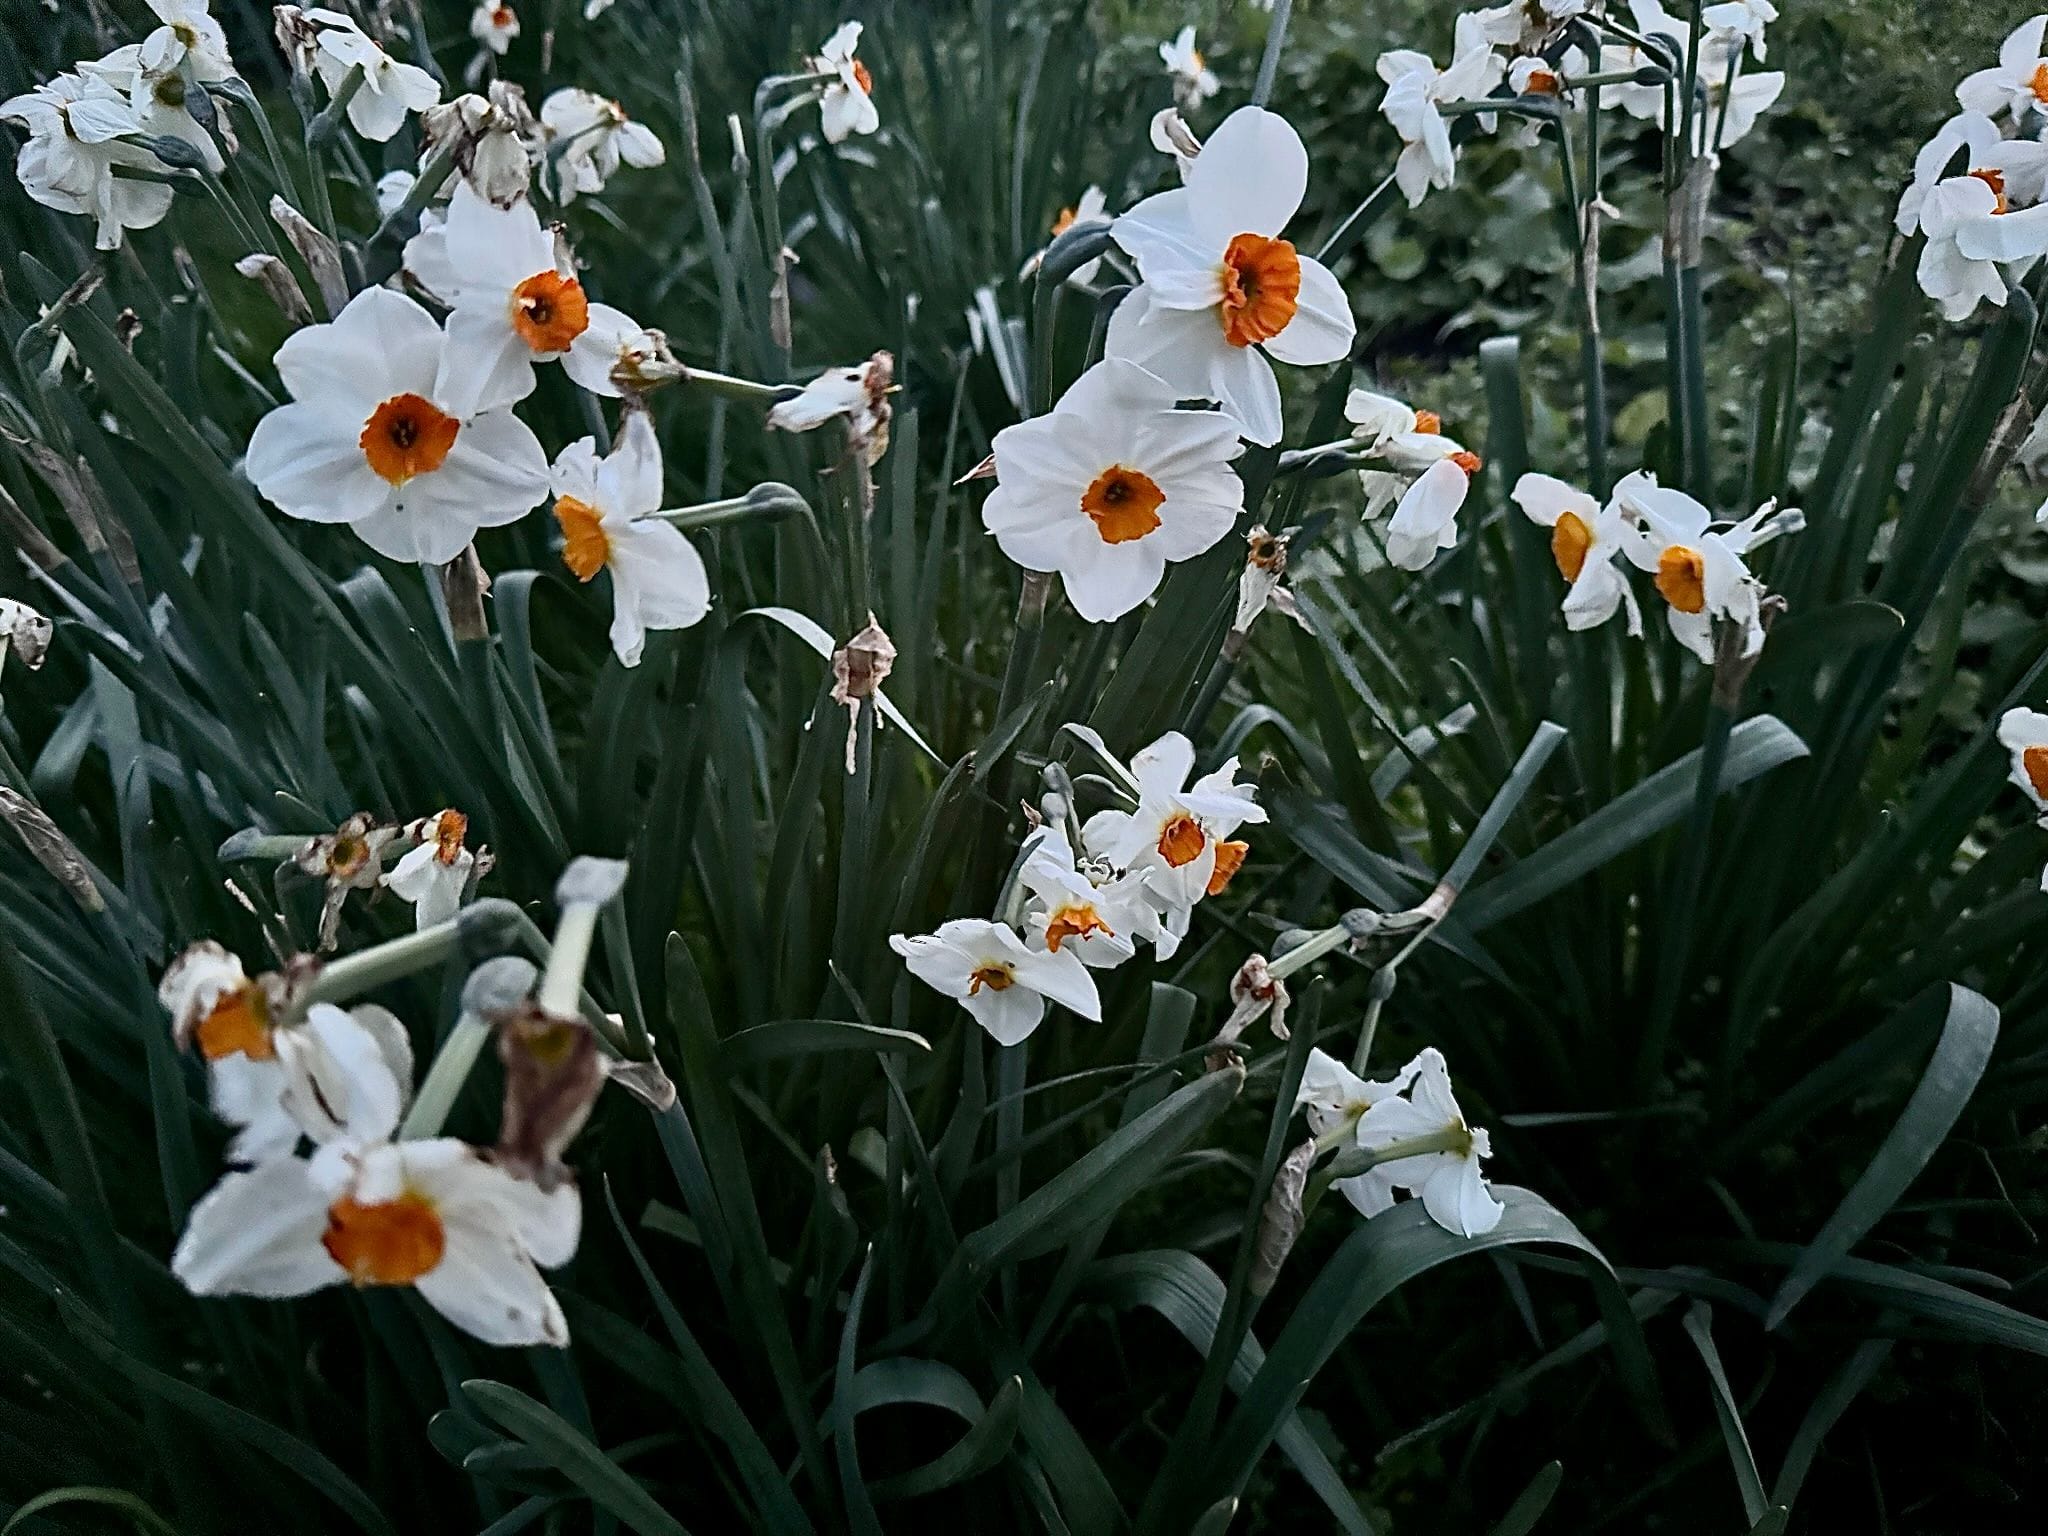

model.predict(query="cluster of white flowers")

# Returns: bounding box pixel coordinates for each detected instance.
[1899,17,2048,320]
[892,731,1264,1045]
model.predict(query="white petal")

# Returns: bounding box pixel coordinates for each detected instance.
[1262,255,1353,366]
[173,1157,345,1297]
[1183,106,1308,246]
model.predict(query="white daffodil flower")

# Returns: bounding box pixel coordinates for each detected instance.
[1703,0,1777,61]
[376,168,416,218]
[890,918,1101,1045]
[1356,1048,1504,1237]
[1616,475,1801,662]
[405,181,643,407]
[1513,472,1644,635]
[1383,456,1477,572]
[1,597,54,684]
[381,810,478,928]
[80,44,225,173]
[549,412,712,666]
[980,359,1245,622]
[302,7,442,143]
[244,286,551,565]
[159,941,413,1163]
[1958,16,2048,129]
[539,87,665,203]
[767,352,895,464]
[1473,0,1590,54]
[1019,827,1139,969]
[1998,707,2048,812]
[1604,2,1781,153]
[1296,1047,1419,1217]
[2,72,174,250]
[1106,107,1356,446]
[1159,26,1219,108]
[1376,13,1504,208]
[1897,113,2022,237]
[809,21,880,144]
[139,0,236,80]
[1022,185,1109,283]
[1345,390,1482,570]
[470,3,520,56]
[1916,172,2048,321]
[174,1119,582,1347]
[1080,732,1264,951]
[1699,55,1785,153]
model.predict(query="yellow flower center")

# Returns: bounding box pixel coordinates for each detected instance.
[434,810,469,865]
[511,271,590,354]
[1206,839,1249,896]
[1412,410,1441,435]
[2024,745,2048,801]
[359,394,459,486]
[1218,232,1302,348]
[2032,61,2048,104]
[851,59,874,94]
[1051,205,1078,236]
[968,963,1014,993]
[1157,813,1206,868]
[1655,545,1708,614]
[194,983,273,1063]
[1551,510,1593,582]
[554,495,611,580]
[1081,464,1165,544]
[323,1191,445,1286]
[1449,450,1483,476]
[1971,167,2010,214]
[1044,903,1112,953]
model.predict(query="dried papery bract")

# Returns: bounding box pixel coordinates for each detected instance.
[1217,952,1289,1044]
[1249,1139,1314,1296]
[421,81,538,206]
[0,597,53,675]
[831,614,897,773]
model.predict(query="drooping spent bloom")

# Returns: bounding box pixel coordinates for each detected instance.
[1296,1047,1419,1218]
[808,21,879,144]
[1356,1047,1504,1237]
[831,615,897,772]
[1159,26,1219,109]
[381,810,480,929]
[0,598,54,680]
[1513,472,1643,634]
[1149,107,1202,180]
[159,941,412,1162]
[1957,16,2048,129]
[980,359,1244,622]
[1019,827,1139,969]
[470,3,520,55]
[1107,106,1355,446]
[890,918,1101,1045]
[300,7,443,142]
[539,87,665,203]
[1376,13,1504,208]
[1615,474,1802,662]
[243,286,551,565]
[293,812,400,948]
[420,83,540,207]
[550,411,712,666]
[1,73,174,250]
[406,181,644,406]
[768,352,894,464]
[173,1033,582,1348]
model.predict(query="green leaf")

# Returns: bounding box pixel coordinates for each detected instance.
[1766,984,1998,1329]
[1770,1341,1891,1511]
[462,1380,691,1536]
[1680,1303,1767,1525]
[831,1251,886,1536]
[1459,716,1810,932]
[872,1376,1024,1500]
[721,1018,931,1069]
[1,1486,177,1536]
[1487,1461,1562,1536]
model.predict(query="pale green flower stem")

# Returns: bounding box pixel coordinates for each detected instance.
[1305,1126,1469,1214]
[302,63,365,240]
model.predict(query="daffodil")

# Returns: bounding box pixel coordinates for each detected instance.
[549,411,712,666]
[1106,106,1355,446]
[767,352,895,463]
[405,182,644,408]
[301,7,442,143]
[381,810,480,928]
[1019,827,1139,969]
[420,84,540,208]
[159,941,412,1162]
[1513,472,1643,634]
[539,87,665,204]
[1021,185,1109,283]
[980,359,1245,622]
[243,286,551,565]
[1957,16,2048,129]
[1915,171,2048,321]
[81,44,225,173]
[138,0,236,80]
[1615,475,1801,661]
[1473,0,1590,55]
[470,2,520,56]
[1376,13,1504,208]
[1345,390,1483,570]
[890,918,1101,1045]
[1703,0,1777,61]
[1296,1047,1417,1217]
[1149,107,1201,180]
[809,22,880,144]
[1,72,174,250]
[1355,1048,1504,1237]
[292,812,399,947]
[1896,113,2024,237]
[1998,707,2048,813]
[1159,26,1219,109]
[1382,456,1478,572]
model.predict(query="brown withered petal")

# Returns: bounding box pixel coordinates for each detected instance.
[1249,1139,1316,1297]
[493,1000,604,1191]
[0,787,102,911]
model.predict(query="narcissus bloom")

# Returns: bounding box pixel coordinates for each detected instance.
[1356,1048,1504,1237]
[1698,58,1785,154]
[470,3,520,55]
[407,182,642,407]
[1915,173,2048,321]
[175,1107,582,1347]
[1896,113,2025,237]
[980,359,1244,622]
[1019,828,1139,969]
[809,22,879,143]
[382,810,478,928]
[1382,456,1477,572]
[540,87,665,203]
[2,73,174,250]
[1513,472,1643,634]
[139,0,237,80]
[768,352,895,464]
[1022,185,1109,283]
[244,286,550,565]
[890,918,1101,1045]
[1159,26,1219,108]
[82,44,225,173]
[549,412,712,666]
[1296,1047,1418,1217]
[302,7,442,142]
[1957,16,2048,128]
[1376,13,1504,207]
[1107,107,1355,445]
[1616,476,1801,662]
[421,84,541,208]
[1998,708,2048,812]
[1149,107,1201,180]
